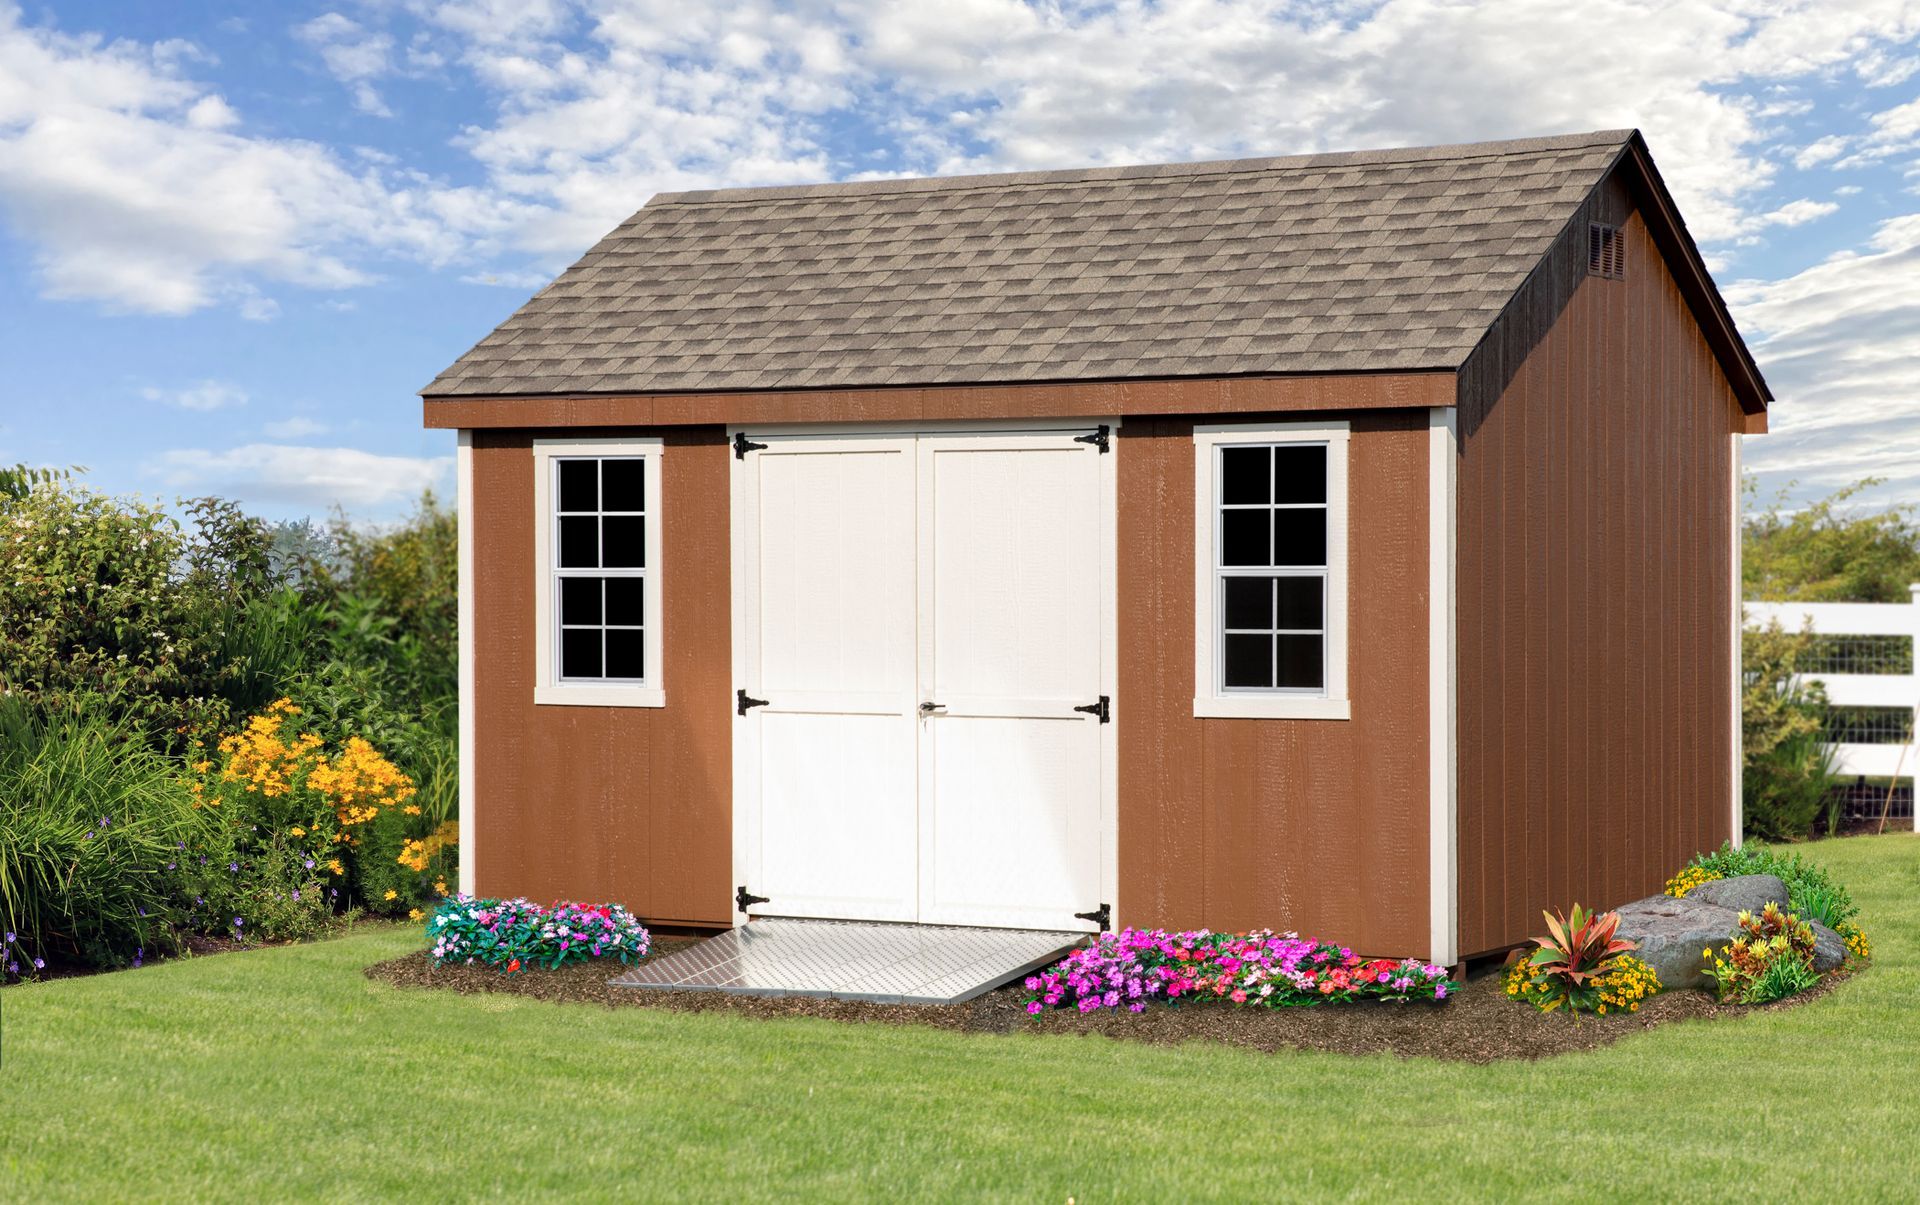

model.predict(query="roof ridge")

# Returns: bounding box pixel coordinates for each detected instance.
[648,129,1636,208]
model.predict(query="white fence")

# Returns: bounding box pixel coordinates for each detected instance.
[1745,585,1919,828]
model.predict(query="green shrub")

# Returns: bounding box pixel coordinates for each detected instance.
[1686,844,1858,928]
[1741,621,1839,841]
[0,699,206,974]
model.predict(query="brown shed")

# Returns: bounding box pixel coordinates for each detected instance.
[425,129,1766,962]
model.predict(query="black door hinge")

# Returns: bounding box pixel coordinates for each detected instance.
[1074,903,1111,932]
[737,689,769,715]
[736,886,769,914]
[1073,695,1110,723]
[1073,425,1110,453]
[733,431,767,459]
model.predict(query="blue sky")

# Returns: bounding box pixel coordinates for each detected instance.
[2,1,1918,524]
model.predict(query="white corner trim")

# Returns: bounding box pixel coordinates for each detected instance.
[1190,420,1351,721]
[455,430,476,897]
[1427,408,1458,967]
[1731,433,1744,848]
[531,436,665,709]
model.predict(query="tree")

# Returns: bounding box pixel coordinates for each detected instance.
[1744,478,1920,602]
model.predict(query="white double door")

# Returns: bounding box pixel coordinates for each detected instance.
[732,427,1111,933]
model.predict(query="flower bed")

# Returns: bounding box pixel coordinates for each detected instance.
[427,896,651,972]
[1023,928,1453,1016]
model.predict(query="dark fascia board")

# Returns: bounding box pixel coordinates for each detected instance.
[1614,131,1772,414]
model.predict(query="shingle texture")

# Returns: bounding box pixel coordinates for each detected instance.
[424,130,1632,397]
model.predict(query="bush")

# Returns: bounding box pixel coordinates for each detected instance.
[1703,903,1819,1004]
[427,897,652,971]
[1506,905,1646,1016]
[1684,844,1858,929]
[0,699,205,975]
[191,698,425,919]
[1021,929,1454,1016]
[1741,621,1839,840]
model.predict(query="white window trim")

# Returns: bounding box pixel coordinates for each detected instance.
[1192,420,1351,720]
[532,436,665,708]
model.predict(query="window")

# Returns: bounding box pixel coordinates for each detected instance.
[533,438,663,707]
[1192,422,1349,720]
[1588,222,1624,279]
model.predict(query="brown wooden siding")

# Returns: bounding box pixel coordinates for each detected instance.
[1454,189,1740,958]
[426,371,1453,429]
[1117,412,1431,956]
[470,427,733,926]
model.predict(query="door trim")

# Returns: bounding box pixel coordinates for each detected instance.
[728,419,1120,932]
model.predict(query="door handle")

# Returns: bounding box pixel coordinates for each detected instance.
[918,701,945,714]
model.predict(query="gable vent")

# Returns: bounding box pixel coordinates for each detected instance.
[1588,222,1625,279]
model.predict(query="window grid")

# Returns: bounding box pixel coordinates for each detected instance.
[553,456,647,685]
[1214,442,1329,696]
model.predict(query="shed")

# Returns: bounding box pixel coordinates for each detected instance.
[424,128,1768,963]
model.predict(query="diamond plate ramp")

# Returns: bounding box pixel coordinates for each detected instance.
[608,918,1085,1005]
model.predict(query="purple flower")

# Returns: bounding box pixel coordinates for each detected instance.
[4,932,13,944]
[166,862,176,871]
[138,907,147,917]
[228,862,239,873]
[233,917,244,928]
[291,890,301,901]
[304,859,314,870]
[32,958,44,969]
[5,962,15,974]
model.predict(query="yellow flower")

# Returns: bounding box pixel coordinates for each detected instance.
[403,805,421,816]
[383,889,398,901]
[327,859,344,875]
[408,908,423,921]
[434,880,448,895]
[291,826,305,837]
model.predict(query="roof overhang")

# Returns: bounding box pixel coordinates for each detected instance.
[421,369,1455,430]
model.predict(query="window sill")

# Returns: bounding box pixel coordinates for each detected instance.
[1192,695,1350,721]
[535,685,666,709]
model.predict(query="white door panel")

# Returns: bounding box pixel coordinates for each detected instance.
[921,715,1102,929]
[918,432,1106,932]
[739,436,918,923]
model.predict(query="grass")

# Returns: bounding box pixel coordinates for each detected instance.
[5,834,1919,1202]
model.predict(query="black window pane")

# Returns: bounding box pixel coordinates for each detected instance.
[600,459,645,513]
[604,628,645,680]
[604,577,644,627]
[1223,576,1272,630]
[558,459,597,512]
[1220,446,1270,505]
[560,577,602,625]
[1275,634,1324,689]
[1273,508,1326,567]
[561,629,602,679]
[1274,576,1323,630]
[1223,634,1273,689]
[601,516,645,568]
[1272,446,1326,504]
[1220,508,1270,567]
[558,516,599,568]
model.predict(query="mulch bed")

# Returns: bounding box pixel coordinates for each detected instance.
[365,938,1852,1063]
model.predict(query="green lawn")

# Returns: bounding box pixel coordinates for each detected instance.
[5,834,1919,1202]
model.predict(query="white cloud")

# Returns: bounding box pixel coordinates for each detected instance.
[1729,213,1920,509]
[261,416,328,438]
[1751,198,1840,229]
[294,12,396,117]
[142,379,248,411]
[157,443,449,510]
[1793,135,1849,169]
[0,4,521,316]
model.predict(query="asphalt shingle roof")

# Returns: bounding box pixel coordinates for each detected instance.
[424,130,1633,397]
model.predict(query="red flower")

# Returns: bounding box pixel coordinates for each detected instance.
[507,958,521,973]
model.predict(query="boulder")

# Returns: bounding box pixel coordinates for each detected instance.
[1809,921,1847,972]
[1688,874,1790,915]
[1613,894,1738,991]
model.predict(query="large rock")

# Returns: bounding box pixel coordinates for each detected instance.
[1689,874,1790,915]
[1613,876,1847,989]
[1613,894,1738,990]
[1809,921,1846,972]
